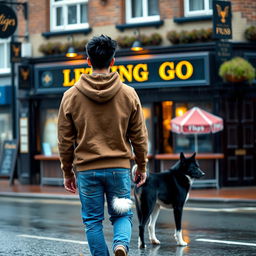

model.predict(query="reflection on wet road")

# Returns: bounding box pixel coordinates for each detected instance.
[0,197,256,256]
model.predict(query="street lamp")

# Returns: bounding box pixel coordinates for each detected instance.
[131,40,143,52]
[66,46,78,58]
[66,35,78,58]
[131,29,143,52]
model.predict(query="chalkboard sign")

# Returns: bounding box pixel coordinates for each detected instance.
[0,140,18,177]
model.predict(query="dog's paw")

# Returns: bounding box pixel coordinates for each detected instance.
[150,238,161,245]
[139,244,147,249]
[138,238,146,249]
[177,241,188,247]
[174,231,187,246]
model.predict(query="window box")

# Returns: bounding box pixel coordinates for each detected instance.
[174,15,212,24]
[42,28,92,39]
[116,20,164,32]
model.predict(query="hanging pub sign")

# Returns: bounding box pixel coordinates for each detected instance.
[19,65,31,89]
[11,42,22,63]
[34,53,211,92]
[0,4,18,39]
[213,0,232,39]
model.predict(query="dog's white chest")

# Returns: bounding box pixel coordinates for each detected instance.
[156,199,173,209]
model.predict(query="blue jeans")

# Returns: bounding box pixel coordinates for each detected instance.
[77,168,133,256]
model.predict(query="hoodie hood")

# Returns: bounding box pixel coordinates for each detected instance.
[75,72,122,103]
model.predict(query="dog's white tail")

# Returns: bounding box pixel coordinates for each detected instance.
[112,197,133,214]
[131,164,138,182]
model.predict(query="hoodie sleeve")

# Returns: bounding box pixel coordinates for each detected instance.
[128,89,148,173]
[57,93,76,178]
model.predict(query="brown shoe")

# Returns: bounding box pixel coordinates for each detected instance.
[114,245,127,256]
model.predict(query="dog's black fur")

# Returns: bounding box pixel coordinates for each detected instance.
[134,152,205,248]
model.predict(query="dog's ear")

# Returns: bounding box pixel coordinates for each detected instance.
[180,152,186,161]
[191,152,196,159]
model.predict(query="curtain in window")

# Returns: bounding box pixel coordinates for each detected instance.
[189,0,204,11]
[0,42,10,69]
[132,0,143,18]
[148,0,159,16]
[56,7,63,26]
[0,44,4,68]
[68,5,77,24]
[80,3,88,23]
[209,0,213,10]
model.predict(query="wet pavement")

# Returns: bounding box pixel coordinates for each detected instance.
[0,197,256,256]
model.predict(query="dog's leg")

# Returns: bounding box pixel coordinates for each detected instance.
[173,206,187,246]
[135,198,150,249]
[148,203,161,245]
[138,202,156,249]
[138,225,146,248]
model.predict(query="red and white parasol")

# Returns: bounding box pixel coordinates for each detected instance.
[171,107,224,152]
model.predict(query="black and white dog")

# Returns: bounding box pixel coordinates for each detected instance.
[133,152,205,248]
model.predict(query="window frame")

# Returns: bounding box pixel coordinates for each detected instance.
[50,0,89,31]
[0,39,11,74]
[125,0,160,24]
[184,0,213,17]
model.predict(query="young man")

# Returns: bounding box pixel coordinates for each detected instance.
[57,35,148,256]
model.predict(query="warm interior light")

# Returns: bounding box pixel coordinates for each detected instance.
[162,101,173,153]
[175,106,188,117]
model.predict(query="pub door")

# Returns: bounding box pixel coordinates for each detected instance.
[223,97,256,186]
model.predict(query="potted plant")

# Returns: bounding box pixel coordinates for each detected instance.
[219,57,255,84]
[166,30,180,44]
[245,26,256,42]
[39,40,88,56]
[166,28,213,45]
[116,36,136,48]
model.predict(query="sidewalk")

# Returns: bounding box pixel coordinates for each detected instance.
[0,179,256,203]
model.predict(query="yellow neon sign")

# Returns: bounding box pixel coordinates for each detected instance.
[159,61,193,80]
[62,60,194,87]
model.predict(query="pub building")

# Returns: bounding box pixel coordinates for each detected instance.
[17,41,256,188]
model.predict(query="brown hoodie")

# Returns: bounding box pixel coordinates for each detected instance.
[57,72,148,178]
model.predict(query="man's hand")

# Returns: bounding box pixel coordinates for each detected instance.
[134,170,147,187]
[64,176,77,193]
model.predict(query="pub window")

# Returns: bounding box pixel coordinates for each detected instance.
[126,0,160,23]
[50,0,88,31]
[0,112,12,145]
[0,39,10,73]
[41,109,59,155]
[184,0,213,17]
[142,104,153,155]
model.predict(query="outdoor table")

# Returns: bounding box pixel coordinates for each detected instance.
[34,154,154,186]
[34,155,63,185]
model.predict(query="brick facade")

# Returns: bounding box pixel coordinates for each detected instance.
[88,0,123,27]
[16,0,256,37]
[17,0,49,36]
[159,0,183,19]
[28,0,49,34]
[232,0,256,24]
[13,0,256,56]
